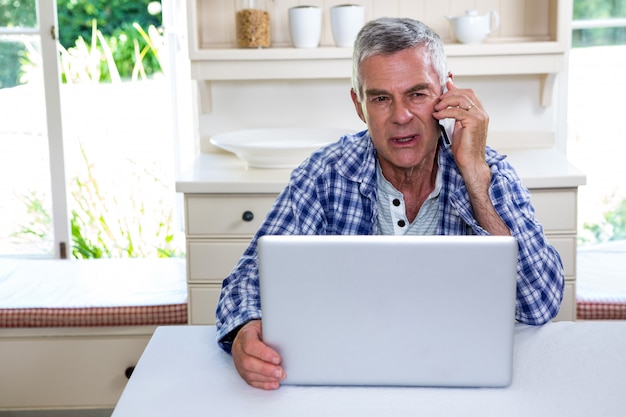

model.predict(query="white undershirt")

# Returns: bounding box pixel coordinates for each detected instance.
[375,161,442,236]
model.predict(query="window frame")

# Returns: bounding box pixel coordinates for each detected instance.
[37,0,71,258]
[0,0,70,258]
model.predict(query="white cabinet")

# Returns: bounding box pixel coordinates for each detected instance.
[184,192,279,324]
[178,151,584,324]
[181,182,578,323]
[530,188,579,321]
[0,327,155,409]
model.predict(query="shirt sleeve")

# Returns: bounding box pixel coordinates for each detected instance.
[447,151,565,325]
[490,165,565,325]
[215,189,289,353]
[215,173,326,353]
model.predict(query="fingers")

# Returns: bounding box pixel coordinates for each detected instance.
[232,320,286,390]
[434,78,483,119]
[432,79,489,170]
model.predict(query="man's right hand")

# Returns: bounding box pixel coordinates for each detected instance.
[231,319,286,390]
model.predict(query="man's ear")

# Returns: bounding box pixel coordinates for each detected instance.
[350,88,366,123]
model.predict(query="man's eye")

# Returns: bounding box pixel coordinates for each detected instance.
[408,92,430,103]
[372,96,388,103]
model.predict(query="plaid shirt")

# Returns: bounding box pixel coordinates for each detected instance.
[216,130,564,352]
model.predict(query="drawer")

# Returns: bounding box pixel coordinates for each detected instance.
[529,189,577,233]
[189,284,222,325]
[554,281,576,322]
[546,236,576,277]
[185,194,277,237]
[0,334,151,408]
[188,240,249,282]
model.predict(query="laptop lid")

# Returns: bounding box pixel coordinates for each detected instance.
[258,234,518,388]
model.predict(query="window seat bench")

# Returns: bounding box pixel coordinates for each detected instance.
[0,258,188,327]
[0,257,188,410]
[576,241,626,320]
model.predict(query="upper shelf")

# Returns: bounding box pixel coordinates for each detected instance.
[189,40,567,81]
[186,0,572,106]
[188,41,566,107]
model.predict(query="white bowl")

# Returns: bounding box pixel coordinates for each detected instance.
[209,127,351,168]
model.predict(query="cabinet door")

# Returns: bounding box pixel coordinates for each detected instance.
[189,284,222,325]
[554,282,576,321]
[547,236,576,277]
[187,240,249,282]
[530,189,577,234]
[0,334,151,408]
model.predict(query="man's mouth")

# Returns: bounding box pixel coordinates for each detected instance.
[392,135,417,143]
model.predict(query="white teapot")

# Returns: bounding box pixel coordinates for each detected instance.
[446,10,500,44]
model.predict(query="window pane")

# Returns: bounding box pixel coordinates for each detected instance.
[0,0,37,28]
[59,79,183,258]
[573,0,626,47]
[573,27,626,47]
[0,37,55,256]
[571,0,626,244]
[57,7,184,259]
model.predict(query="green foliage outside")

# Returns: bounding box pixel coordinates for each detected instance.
[572,1,626,246]
[573,0,626,47]
[0,0,36,88]
[12,144,182,259]
[580,199,626,245]
[3,0,179,259]
[58,19,163,83]
[56,0,160,50]
[11,17,178,259]
[0,41,24,88]
[0,0,36,26]
[67,143,181,259]
[0,0,162,87]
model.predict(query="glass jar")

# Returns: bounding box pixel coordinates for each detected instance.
[234,0,271,48]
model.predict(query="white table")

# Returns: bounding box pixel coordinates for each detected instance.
[112,322,626,417]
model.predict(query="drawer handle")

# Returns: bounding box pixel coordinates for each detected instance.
[242,211,254,222]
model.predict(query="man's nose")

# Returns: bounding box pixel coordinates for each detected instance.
[390,100,413,124]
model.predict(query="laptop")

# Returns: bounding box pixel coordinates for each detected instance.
[258,234,518,388]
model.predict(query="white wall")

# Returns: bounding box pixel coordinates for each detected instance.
[196,72,563,152]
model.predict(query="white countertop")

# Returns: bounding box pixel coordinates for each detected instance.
[176,152,291,194]
[501,146,586,189]
[112,322,626,417]
[176,147,585,194]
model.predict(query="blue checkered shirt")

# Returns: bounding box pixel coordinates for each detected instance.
[215,130,565,352]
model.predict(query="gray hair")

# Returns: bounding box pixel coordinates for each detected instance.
[352,17,448,101]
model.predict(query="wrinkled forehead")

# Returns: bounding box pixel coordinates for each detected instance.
[359,47,442,88]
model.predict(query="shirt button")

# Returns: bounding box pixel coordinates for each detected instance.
[397,220,406,227]
[392,198,401,206]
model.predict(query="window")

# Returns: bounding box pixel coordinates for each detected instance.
[567,0,626,245]
[572,0,626,47]
[0,0,185,259]
[568,0,626,318]
[0,0,68,257]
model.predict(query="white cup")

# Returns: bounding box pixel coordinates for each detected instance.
[329,4,365,47]
[288,6,323,48]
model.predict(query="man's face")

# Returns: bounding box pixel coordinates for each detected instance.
[351,47,443,174]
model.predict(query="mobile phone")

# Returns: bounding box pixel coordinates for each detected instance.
[438,77,454,145]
